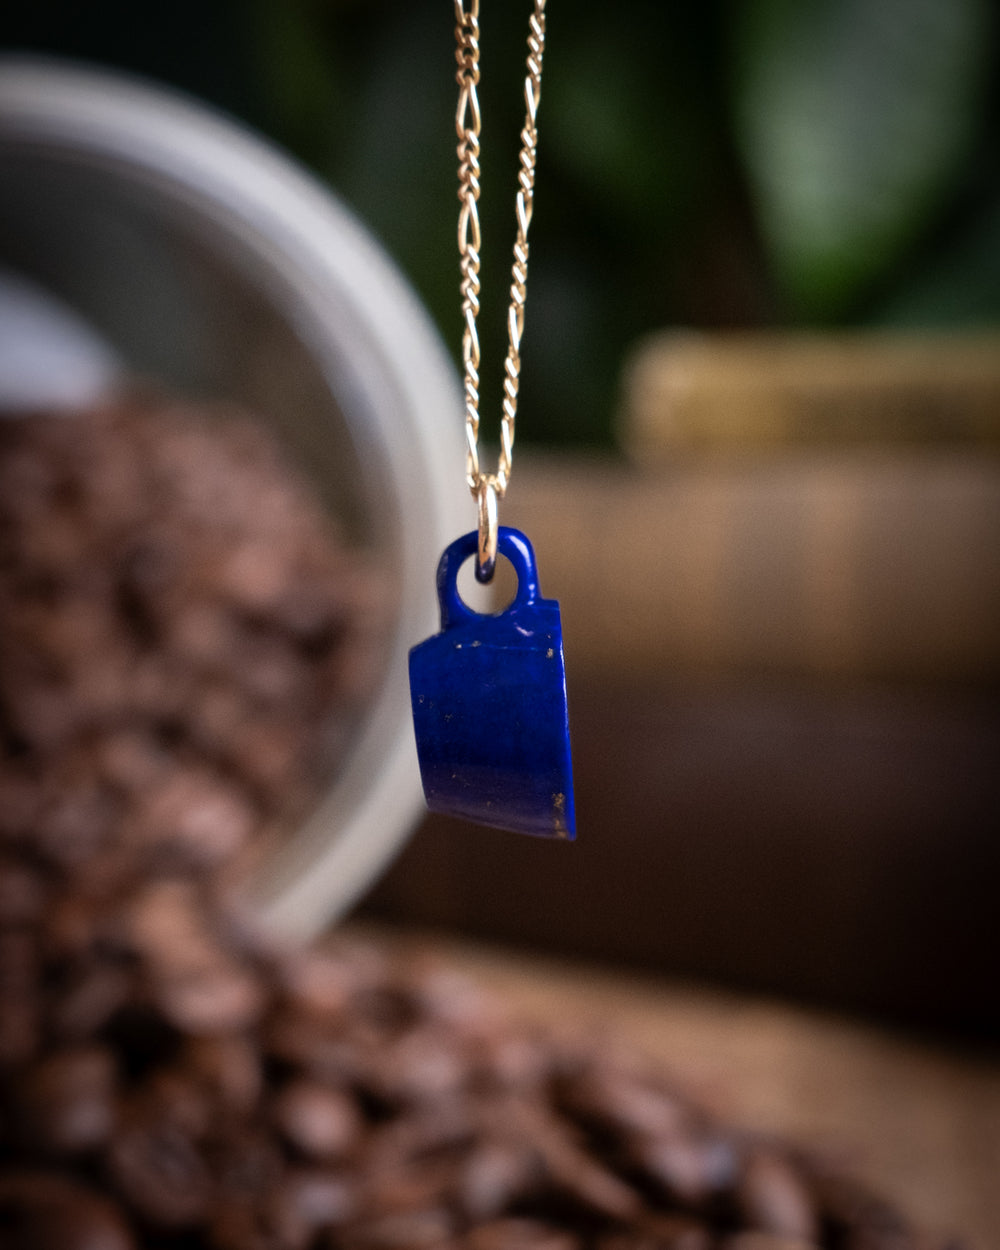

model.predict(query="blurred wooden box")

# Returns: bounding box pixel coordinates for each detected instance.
[362,332,1000,1037]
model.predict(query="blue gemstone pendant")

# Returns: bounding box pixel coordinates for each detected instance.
[409,527,575,838]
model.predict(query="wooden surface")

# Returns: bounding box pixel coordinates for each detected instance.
[348,923,1000,1250]
[504,452,1000,683]
[364,679,1000,1036]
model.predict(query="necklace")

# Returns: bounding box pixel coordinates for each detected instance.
[408,0,576,839]
[456,0,545,581]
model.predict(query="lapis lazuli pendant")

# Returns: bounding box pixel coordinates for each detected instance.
[409,527,575,838]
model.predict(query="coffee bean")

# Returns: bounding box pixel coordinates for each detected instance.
[343,1206,456,1249]
[627,1132,738,1209]
[51,967,132,1041]
[463,1218,582,1250]
[156,960,266,1036]
[0,859,46,925]
[208,1199,301,1250]
[143,1067,217,1138]
[133,769,256,868]
[365,1097,477,1173]
[736,1150,818,1241]
[502,1099,642,1222]
[721,1236,820,1250]
[0,928,40,1063]
[106,1117,212,1228]
[276,1169,355,1232]
[215,1129,285,1202]
[222,718,303,794]
[183,1034,263,1115]
[263,1010,364,1083]
[41,895,100,963]
[34,783,120,870]
[277,950,354,1018]
[377,1148,471,1209]
[18,1046,117,1154]
[809,1171,914,1240]
[599,1218,711,1250]
[558,1066,687,1142]
[0,1171,136,1250]
[402,958,495,1034]
[479,1028,555,1096]
[365,1025,470,1107]
[0,772,43,839]
[267,583,344,646]
[0,996,39,1066]
[211,1183,354,1250]
[458,1141,545,1221]
[94,730,170,793]
[271,1079,362,1160]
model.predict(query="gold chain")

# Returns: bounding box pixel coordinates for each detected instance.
[455,0,546,579]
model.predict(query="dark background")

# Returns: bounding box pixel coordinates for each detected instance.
[4,0,1000,448]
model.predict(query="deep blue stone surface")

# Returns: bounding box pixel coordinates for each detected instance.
[409,528,575,838]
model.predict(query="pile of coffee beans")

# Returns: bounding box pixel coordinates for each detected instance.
[0,847,952,1250]
[0,400,955,1249]
[0,397,388,883]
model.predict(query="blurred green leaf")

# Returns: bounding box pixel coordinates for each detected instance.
[543,10,718,236]
[545,36,672,228]
[250,0,342,166]
[734,0,992,319]
[872,196,1000,325]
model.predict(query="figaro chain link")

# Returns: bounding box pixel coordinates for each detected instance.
[454,0,547,577]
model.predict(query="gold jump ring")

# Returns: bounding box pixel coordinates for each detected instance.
[476,479,498,583]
